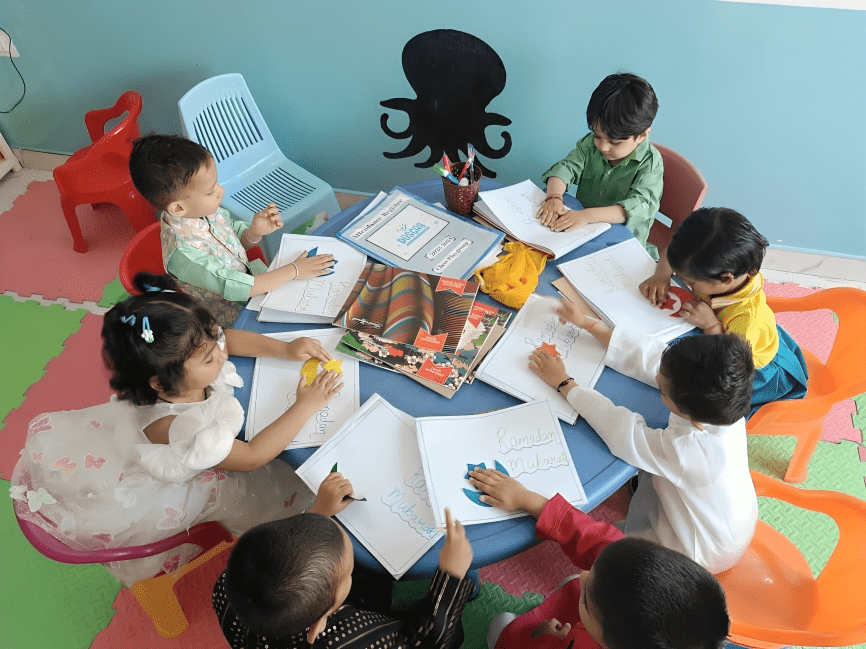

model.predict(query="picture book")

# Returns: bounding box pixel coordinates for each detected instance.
[556,238,696,341]
[245,329,360,449]
[333,262,479,356]
[475,294,606,424]
[336,188,504,279]
[416,400,587,527]
[473,180,611,259]
[295,394,444,579]
[257,234,369,323]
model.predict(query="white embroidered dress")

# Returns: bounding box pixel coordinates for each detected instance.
[10,334,312,586]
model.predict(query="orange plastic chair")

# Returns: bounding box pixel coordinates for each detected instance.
[747,287,866,482]
[716,470,866,648]
[53,90,156,253]
[648,143,709,252]
[119,221,267,295]
[14,503,234,638]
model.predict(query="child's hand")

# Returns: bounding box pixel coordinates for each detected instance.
[680,300,723,333]
[292,250,335,280]
[557,299,594,329]
[468,467,547,516]
[639,272,672,308]
[549,210,590,232]
[286,337,332,363]
[294,370,343,412]
[309,471,355,517]
[528,349,571,389]
[531,619,572,640]
[438,508,473,579]
[536,198,569,227]
[249,202,284,239]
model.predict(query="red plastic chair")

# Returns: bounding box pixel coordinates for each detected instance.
[747,287,866,482]
[119,222,267,295]
[649,143,709,252]
[716,470,866,648]
[53,91,156,253]
[14,502,234,638]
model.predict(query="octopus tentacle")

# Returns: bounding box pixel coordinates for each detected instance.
[414,147,442,168]
[384,135,430,160]
[473,131,512,159]
[379,98,415,138]
[380,113,413,139]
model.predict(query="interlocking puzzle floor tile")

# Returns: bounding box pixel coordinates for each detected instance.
[0,312,113,479]
[0,180,135,303]
[98,275,131,309]
[0,297,85,427]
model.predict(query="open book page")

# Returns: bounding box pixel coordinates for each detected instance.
[295,395,444,579]
[416,400,587,527]
[475,293,606,423]
[475,180,610,258]
[245,329,360,448]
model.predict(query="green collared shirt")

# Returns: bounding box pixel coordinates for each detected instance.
[542,133,664,259]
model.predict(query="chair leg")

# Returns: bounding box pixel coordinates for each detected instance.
[59,197,88,253]
[784,425,823,483]
[131,574,190,638]
[115,192,157,233]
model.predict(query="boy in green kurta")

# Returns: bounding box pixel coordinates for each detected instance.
[537,73,664,259]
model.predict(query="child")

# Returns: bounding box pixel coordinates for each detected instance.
[129,134,334,327]
[528,300,758,574]
[9,272,343,586]
[642,207,808,412]
[213,472,475,649]
[470,468,730,649]
[537,72,663,259]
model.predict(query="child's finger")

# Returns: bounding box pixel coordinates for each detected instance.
[444,507,454,531]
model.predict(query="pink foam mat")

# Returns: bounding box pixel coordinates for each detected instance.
[0,180,134,303]
[0,313,114,479]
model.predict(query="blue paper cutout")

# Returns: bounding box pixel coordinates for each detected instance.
[307,246,337,276]
[463,461,510,508]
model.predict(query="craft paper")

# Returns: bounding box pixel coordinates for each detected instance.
[258,234,368,323]
[295,394,444,579]
[475,294,606,423]
[245,329,360,449]
[416,400,587,527]
[556,238,695,341]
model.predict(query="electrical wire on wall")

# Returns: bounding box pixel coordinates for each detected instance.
[0,27,25,113]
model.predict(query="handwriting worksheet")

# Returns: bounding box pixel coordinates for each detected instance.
[295,395,443,579]
[416,400,587,527]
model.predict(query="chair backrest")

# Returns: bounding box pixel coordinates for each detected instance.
[648,143,708,251]
[717,470,866,647]
[119,222,164,295]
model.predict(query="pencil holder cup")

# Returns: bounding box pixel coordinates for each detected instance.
[442,163,482,216]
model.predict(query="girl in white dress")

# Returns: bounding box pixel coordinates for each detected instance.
[10,273,343,586]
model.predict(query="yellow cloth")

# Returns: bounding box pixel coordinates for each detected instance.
[705,272,778,369]
[474,241,547,309]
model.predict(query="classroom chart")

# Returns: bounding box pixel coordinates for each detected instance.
[245,329,360,448]
[475,293,606,424]
[416,400,587,528]
[556,238,695,341]
[295,395,444,579]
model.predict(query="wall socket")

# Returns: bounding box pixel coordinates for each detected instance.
[0,32,20,57]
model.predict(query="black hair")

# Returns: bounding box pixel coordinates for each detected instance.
[591,538,730,649]
[659,333,755,425]
[129,134,213,209]
[667,207,769,281]
[224,514,346,639]
[101,272,219,405]
[586,72,658,141]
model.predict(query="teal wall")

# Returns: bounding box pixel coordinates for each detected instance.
[1,0,864,257]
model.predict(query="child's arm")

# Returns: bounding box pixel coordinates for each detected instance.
[224,329,332,363]
[248,250,335,297]
[307,471,355,517]
[680,300,723,334]
[556,299,613,349]
[536,177,571,225]
[549,204,627,233]
[215,370,343,472]
[240,202,282,250]
[640,248,674,307]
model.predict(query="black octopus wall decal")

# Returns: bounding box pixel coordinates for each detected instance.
[380,29,512,179]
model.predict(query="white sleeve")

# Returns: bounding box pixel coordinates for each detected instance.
[603,327,666,388]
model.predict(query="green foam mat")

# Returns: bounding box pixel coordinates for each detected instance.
[97,276,130,309]
[0,484,122,648]
[0,297,85,426]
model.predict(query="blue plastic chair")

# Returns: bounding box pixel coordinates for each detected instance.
[178,73,340,259]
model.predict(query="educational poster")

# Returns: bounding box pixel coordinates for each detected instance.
[475,294,606,423]
[245,330,360,449]
[416,400,587,527]
[295,395,444,579]
[258,234,368,323]
[556,238,695,341]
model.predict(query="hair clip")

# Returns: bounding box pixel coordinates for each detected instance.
[140,316,154,344]
[142,283,161,293]
[120,314,136,326]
